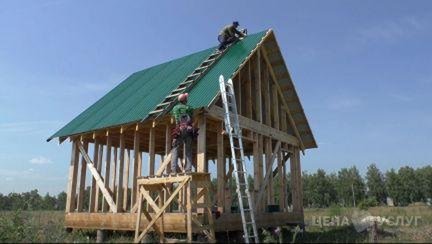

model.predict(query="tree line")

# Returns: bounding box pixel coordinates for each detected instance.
[300,164,432,208]
[0,164,431,211]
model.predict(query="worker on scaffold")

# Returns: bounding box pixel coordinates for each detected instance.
[170,93,198,174]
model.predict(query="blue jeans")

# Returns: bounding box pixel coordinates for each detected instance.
[171,134,193,173]
[218,35,238,50]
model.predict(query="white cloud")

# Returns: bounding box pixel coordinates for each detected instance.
[356,16,426,43]
[29,156,53,165]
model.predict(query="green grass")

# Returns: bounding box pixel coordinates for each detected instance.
[1,206,431,243]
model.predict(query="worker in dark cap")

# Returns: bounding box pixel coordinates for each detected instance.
[218,21,247,51]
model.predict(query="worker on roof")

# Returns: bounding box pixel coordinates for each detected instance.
[218,21,247,51]
[170,93,198,174]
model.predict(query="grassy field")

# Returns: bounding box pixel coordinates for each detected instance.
[0,206,431,243]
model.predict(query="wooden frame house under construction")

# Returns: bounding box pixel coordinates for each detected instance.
[48,29,317,242]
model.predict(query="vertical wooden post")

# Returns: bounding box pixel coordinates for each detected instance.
[117,132,125,212]
[217,123,225,211]
[186,180,192,242]
[257,135,264,211]
[197,115,207,172]
[159,189,165,242]
[123,149,130,211]
[290,147,303,215]
[263,65,272,127]
[272,85,280,130]
[149,127,155,176]
[246,60,253,119]
[255,50,262,123]
[253,133,261,205]
[89,140,99,212]
[94,143,104,212]
[77,141,88,212]
[132,129,141,208]
[165,124,172,174]
[112,146,118,203]
[102,134,111,212]
[265,137,274,205]
[278,148,284,211]
[66,140,79,213]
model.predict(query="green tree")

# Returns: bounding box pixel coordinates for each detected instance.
[365,163,387,204]
[416,166,432,202]
[398,166,422,205]
[336,166,365,207]
[385,169,401,205]
[302,169,337,207]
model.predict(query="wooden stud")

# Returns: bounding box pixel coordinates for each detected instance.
[265,137,273,205]
[149,127,155,176]
[123,149,130,211]
[66,140,79,213]
[77,141,88,212]
[290,147,303,215]
[246,59,253,119]
[263,62,272,127]
[102,135,112,212]
[132,130,141,209]
[272,85,280,130]
[165,124,172,174]
[186,180,192,242]
[255,50,263,123]
[112,146,118,202]
[117,132,125,212]
[197,115,207,172]
[94,143,104,212]
[89,141,99,212]
[216,123,225,211]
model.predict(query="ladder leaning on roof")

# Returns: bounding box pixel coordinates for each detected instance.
[145,47,228,122]
[218,75,259,243]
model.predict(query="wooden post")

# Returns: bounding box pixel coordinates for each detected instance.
[89,141,99,212]
[278,148,284,210]
[77,141,88,212]
[123,149,130,211]
[263,65,272,127]
[102,134,112,212]
[197,115,207,172]
[132,129,141,208]
[112,146,118,202]
[216,123,225,211]
[272,85,280,130]
[265,138,274,205]
[149,127,155,176]
[290,147,303,215]
[246,60,253,119]
[165,124,172,174]
[117,132,125,212]
[257,134,264,211]
[255,50,262,123]
[253,133,262,208]
[94,143,104,212]
[66,140,79,213]
[186,180,192,242]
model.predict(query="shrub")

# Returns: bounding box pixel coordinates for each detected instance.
[358,197,378,210]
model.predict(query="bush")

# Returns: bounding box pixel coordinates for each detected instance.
[358,197,378,210]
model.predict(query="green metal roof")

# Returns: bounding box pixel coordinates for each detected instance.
[48,30,268,140]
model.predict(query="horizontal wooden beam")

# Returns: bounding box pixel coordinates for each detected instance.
[207,106,299,146]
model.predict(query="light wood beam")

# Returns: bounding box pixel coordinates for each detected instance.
[77,141,88,212]
[123,149,130,211]
[197,115,207,172]
[117,132,125,212]
[149,127,156,176]
[216,122,225,211]
[255,50,263,123]
[102,135,112,212]
[89,141,99,212]
[66,140,79,213]
[132,130,140,208]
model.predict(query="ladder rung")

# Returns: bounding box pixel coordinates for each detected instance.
[157,102,170,107]
[166,93,181,98]
[187,73,199,78]
[149,109,164,114]
[196,65,209,70]
[203,58,215,63]
[173,87,186,92]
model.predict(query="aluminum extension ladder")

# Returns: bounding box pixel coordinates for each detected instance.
[145,48,227,121]
[219,75,259,243]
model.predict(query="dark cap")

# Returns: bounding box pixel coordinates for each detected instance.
[233,21,239,26]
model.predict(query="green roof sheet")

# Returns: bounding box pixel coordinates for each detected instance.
[49,30,268,140]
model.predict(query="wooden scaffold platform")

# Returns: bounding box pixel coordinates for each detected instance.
[134,173,215,243]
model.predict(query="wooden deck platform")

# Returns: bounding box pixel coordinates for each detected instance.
[64,212,303,233]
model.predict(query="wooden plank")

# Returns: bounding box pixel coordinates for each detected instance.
[216,123,225,211]
[246,59,253,119]
[89,141,99,212]
[197,115,207,172]
[155,151,172,176]
[77,141,88,212]
[165,124,172,174]
[134,193,143,241]
[149,127,155,176]
[207,106,299,146]
[255,141,281,209]
[123,149,130,211]
[102,135,112,212]
[263,63,272,126]
[253,133,262,197]
[272,85,280,130]
[265,137,273,205]
[66,141,79,213]
[94,143,104,212]
[277,148,284,210]
[111,146,118,200]
[77,141,117,213]
[255,50,263,123]
[132,130,140,209]
[290,147,303,215]
[186,180,192,242]
[117,133,125,212]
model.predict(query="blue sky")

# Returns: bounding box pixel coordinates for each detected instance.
[0,0,431,194]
